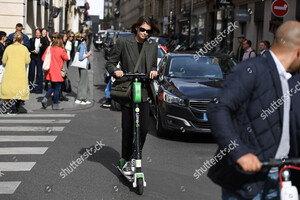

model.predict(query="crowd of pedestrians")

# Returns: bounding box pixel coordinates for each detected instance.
[235,34,270,62]
[0,23,92,114]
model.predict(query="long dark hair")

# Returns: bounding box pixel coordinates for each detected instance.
[131,16,160,35]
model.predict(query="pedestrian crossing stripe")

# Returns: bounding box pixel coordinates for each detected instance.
[0,147,48,155]
[0,113,75,195]
[0,126,65,131]
[0,162,36,171]
[0,136,57,142]
[0,182,21,194]
[0,114,76,118]
[0,119,71,124]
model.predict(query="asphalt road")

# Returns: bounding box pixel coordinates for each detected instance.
[0,47,221,200]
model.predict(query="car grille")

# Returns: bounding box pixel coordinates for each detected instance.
[192,121,211,130]
[189,100,210,111]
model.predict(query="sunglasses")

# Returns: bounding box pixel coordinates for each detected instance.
[139,27,152,34]
[69,36,74,38]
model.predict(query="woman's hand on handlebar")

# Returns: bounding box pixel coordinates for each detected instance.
[236,153,262,172]
[115,70,123,78]
[150,71,158,79]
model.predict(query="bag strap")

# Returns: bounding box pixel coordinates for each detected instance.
[133,41,147,73]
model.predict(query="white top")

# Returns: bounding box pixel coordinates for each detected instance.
[35,38,40,52]
[65,40,72,60]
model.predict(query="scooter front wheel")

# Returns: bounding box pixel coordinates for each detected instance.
[137,178,144,195]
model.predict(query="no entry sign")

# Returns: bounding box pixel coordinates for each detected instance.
[272,0,289,17]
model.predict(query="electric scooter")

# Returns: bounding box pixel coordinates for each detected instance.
[261,158,300,200]
[116,73,148,195]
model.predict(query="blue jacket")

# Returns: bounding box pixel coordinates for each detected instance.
[78,42,89,65]
[8,32,30,50]
[207,51,300,199]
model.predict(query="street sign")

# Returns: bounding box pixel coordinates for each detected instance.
[271,0,288,17]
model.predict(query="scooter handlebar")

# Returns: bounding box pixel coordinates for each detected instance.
[261,158,300,168]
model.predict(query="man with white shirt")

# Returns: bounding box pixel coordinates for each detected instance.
[207,21,300,199]
[258,40,268,55]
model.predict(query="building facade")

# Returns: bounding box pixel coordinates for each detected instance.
[116,0,299,54]
[0,0,84,38]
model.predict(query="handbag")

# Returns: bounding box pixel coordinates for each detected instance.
[110,43,146,103]
[61,62,68,78]
[71,51,87,69]
[61,77,72,93]
[42,46,51,71]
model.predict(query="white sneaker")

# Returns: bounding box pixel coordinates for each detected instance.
[75,100,81,104]
[85,100,91,105]
[122,161,134,176]
[79,101,87,105]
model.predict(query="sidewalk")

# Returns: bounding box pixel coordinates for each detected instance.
[23,58,95,113]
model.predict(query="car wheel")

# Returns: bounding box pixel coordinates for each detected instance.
[156,107,168,137]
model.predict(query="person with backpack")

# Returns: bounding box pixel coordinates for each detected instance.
[242,39,256,61]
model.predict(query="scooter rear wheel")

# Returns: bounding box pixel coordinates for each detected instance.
[136,178,144,195]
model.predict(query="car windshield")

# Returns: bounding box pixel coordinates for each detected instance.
[118,33,133,37]
[168,55,236,79]
[158,38,167,46]
[158,47,165,58]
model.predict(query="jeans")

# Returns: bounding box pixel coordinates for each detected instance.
[222,172,279,200]
[28,56,43,93]
[105,79,112,99]
[44,82,62,104]
[121,102,149,161]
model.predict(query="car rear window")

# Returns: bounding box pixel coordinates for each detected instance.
[168,56,236,79]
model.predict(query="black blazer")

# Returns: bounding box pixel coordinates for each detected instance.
[29,37,48,58]
[207,51,300,199]
[105,34,157,75]
[105,34,158,104]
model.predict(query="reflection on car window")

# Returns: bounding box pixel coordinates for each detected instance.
[168,56,236,79]
[157,47,165,58]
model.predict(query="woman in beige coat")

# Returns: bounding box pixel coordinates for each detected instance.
[0,32,30,114]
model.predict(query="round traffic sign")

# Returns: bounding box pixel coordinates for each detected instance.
[272,0,288,17]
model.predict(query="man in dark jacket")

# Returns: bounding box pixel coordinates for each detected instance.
[207,21,300,199]
[29,28,48,93]
[105,16,159,176]
[8,23,30,51]
[0,31,7,66]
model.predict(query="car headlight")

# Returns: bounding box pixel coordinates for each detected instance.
[163,91,185,106]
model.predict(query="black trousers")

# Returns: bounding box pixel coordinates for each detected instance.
[11,100,21,113]
[28,56,43,93]
[121,102,149,161]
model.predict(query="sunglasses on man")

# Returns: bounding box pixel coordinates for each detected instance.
[139,27,152,34]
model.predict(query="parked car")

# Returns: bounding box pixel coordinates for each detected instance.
[150,36,168,47]
[104,31,116,60]
[157,44,166,68]
[104,31,133,60]
[153,52,237,137]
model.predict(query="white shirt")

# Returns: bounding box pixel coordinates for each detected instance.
[35,38,40,52]
[269,50,291,79]
[65,41,72,60]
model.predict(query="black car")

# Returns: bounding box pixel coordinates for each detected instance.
[154,52,237,137]
[104,31,133,60]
